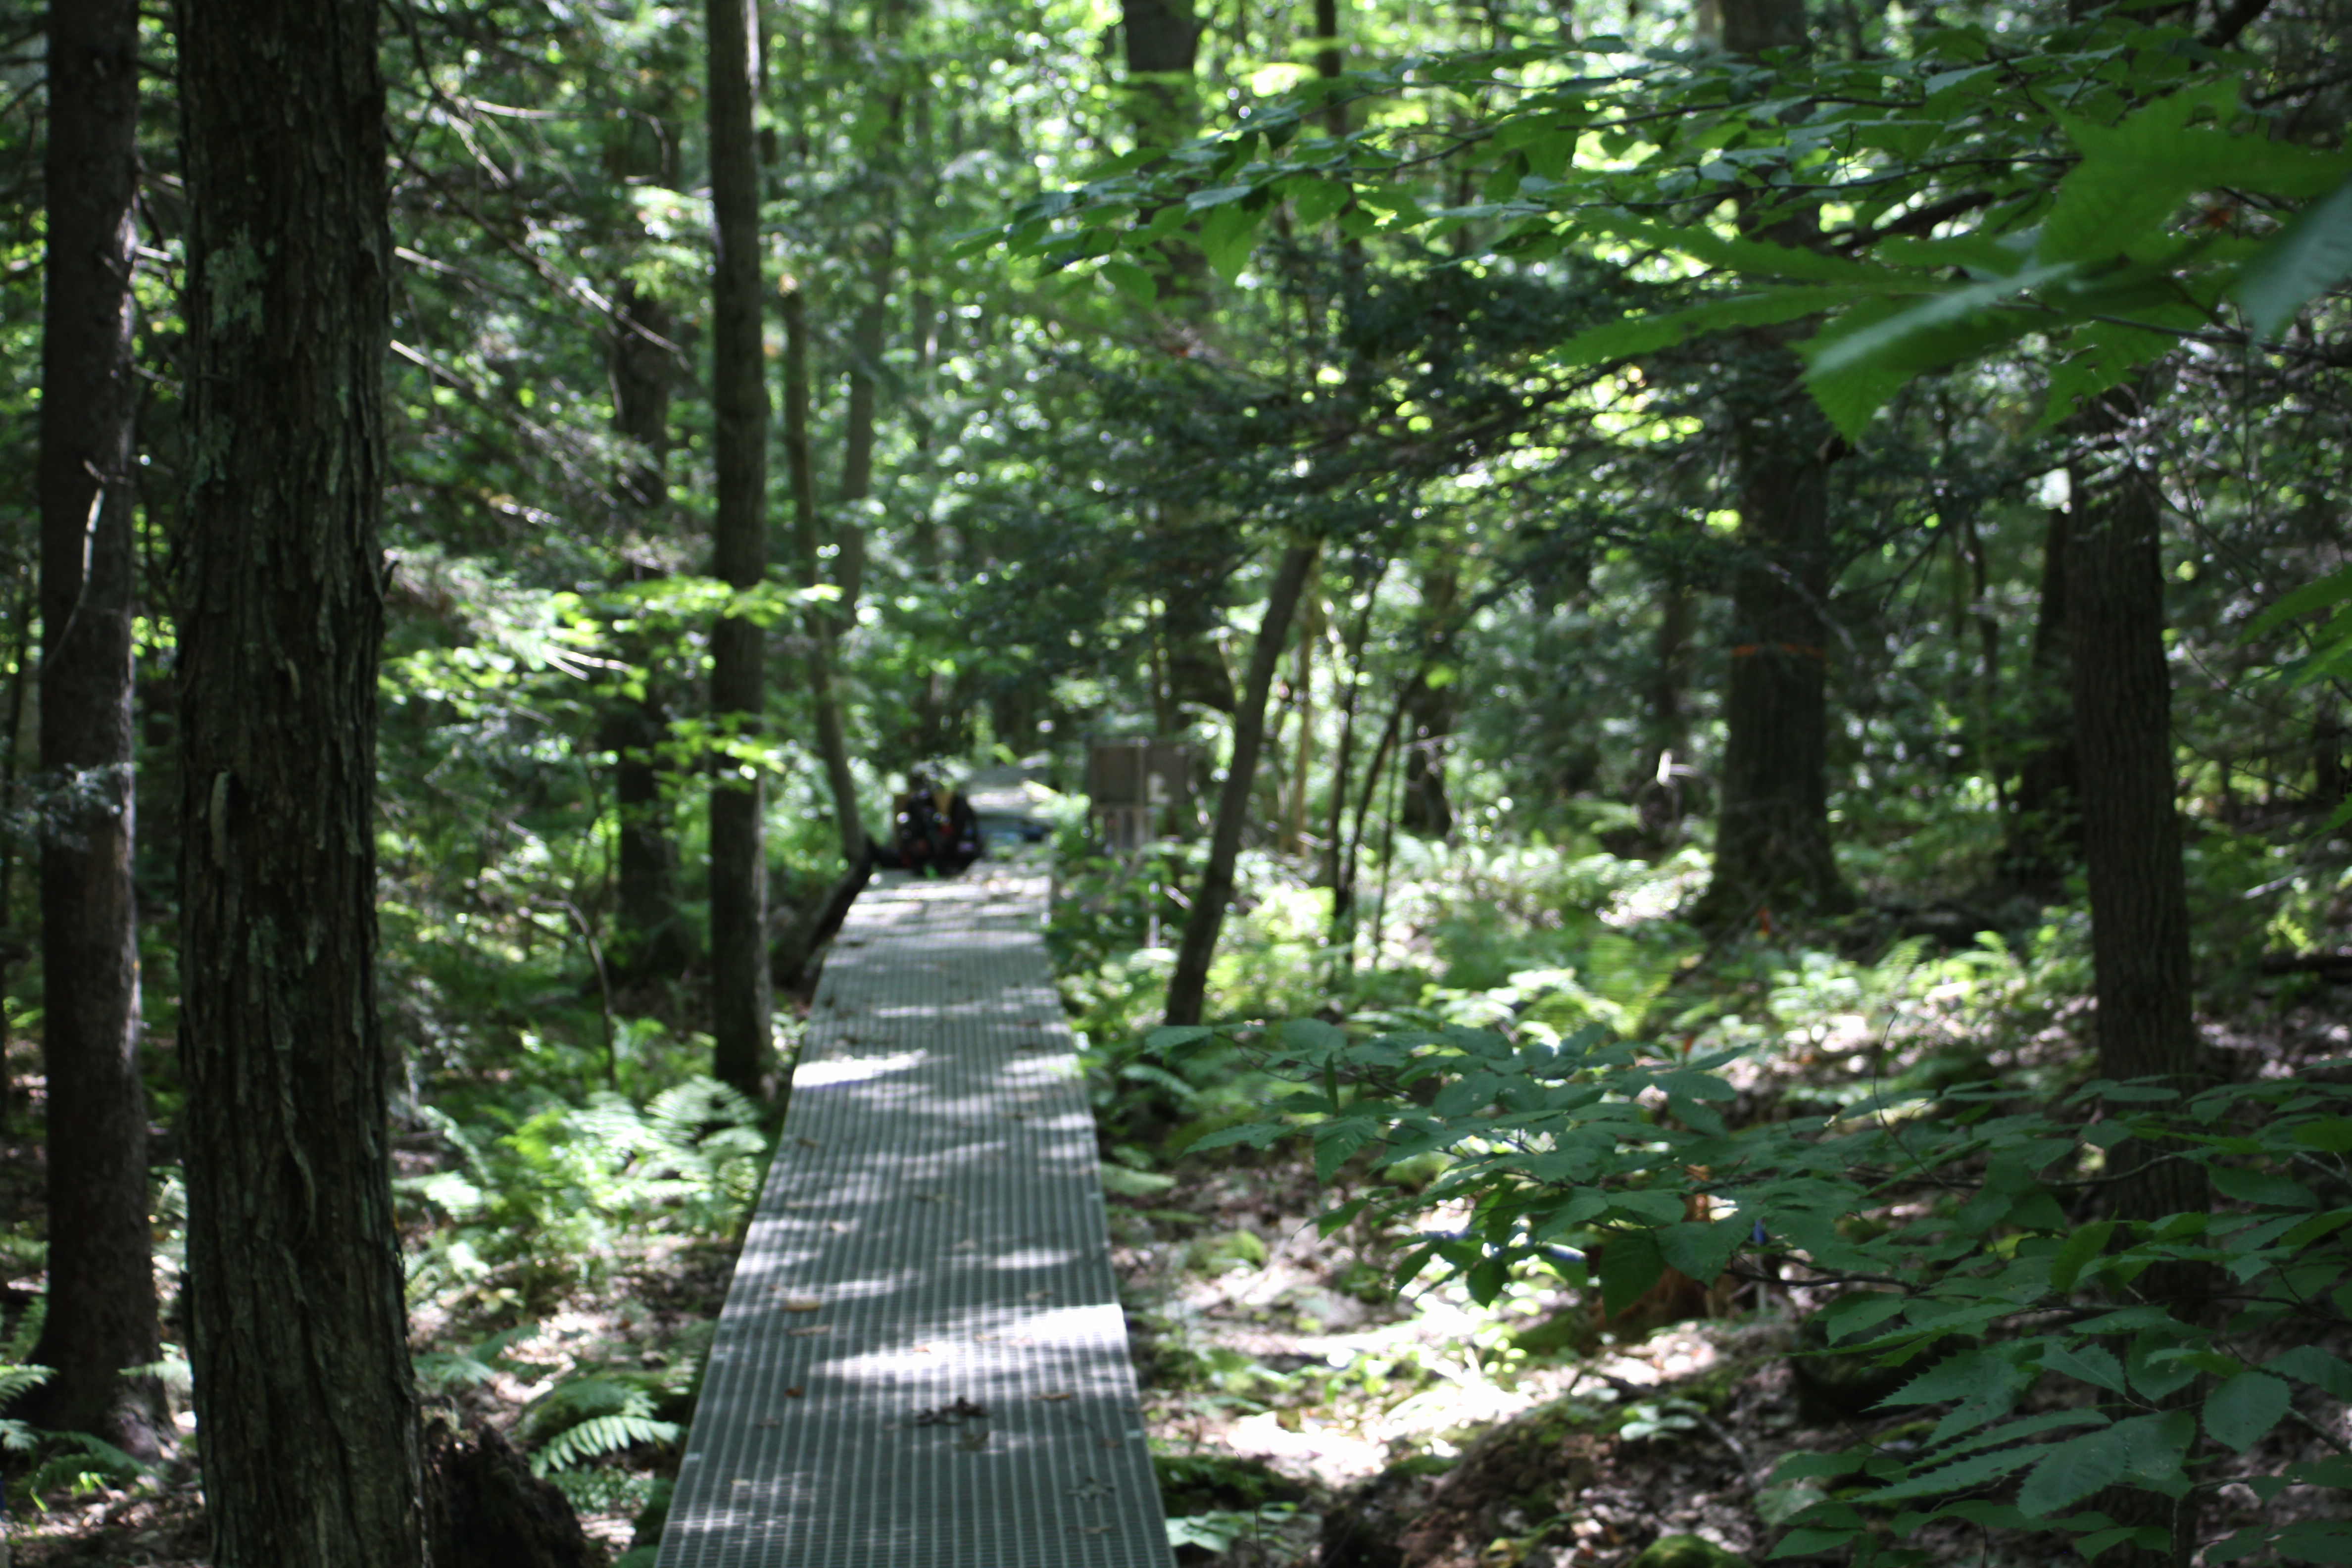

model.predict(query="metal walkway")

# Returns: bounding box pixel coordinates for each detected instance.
[656,868,1173,1568]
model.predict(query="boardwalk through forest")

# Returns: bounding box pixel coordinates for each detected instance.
[655,868,1174,1568]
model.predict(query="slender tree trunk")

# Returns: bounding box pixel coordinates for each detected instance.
[2004,502,2082,890]
[1320,564,1385,892]
[1639,577,1695,850]
[783,282,866,867]
[1165,543,1317,1028]
[1282,577,1321,855]
[2069,388,2207,1568]
[707,0,773,1096]
[0,572,32,1120]
[1399,565,1457,837]
[29,0,157,1457]
[175,0,424,1559]
[604,285,687,980]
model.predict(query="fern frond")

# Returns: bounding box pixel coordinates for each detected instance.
[530,1413,681,1475]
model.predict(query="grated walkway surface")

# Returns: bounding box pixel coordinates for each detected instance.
[656,868,1173,1568]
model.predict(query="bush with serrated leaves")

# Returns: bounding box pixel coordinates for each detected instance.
[1155,1016,2352,1565]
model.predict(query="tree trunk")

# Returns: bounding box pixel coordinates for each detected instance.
[1122,0,1198,151]
[1638,576,1695,851]
[1691,0,1847,932]
[2003,503,2082,891]
[29,0,158,1458]
[1320,563,1386,891]
[2069,389,2207,1568]
[1399,565,1457,837]
[707,0,773,1098]
[1282,575,1321,855]
[1692,397,1849,930]
[605,285,688,981]
[783,283,867,868]
[1165,543,1318,1028]
[175,0,425,1559]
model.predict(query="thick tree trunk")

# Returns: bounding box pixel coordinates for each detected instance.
[1692,399,1849,929]
[1122,0,1198,149]
[1165,543,1317,1028]
[1282,576,1321,855]
[707,0,774,1098]
[783,283,866,867]
[1692,0,1846,932]
[605,286,688,980]
[175,0,425,1560]
[29,0,158,1457]
[2069,390,2206,1568]
[2003,504,2083,891]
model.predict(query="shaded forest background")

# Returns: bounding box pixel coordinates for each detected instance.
[1,0,2352,1563]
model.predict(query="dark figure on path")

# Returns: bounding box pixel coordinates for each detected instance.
[874,772,982,877]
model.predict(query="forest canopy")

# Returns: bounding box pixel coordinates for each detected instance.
[3,0,2352,1563]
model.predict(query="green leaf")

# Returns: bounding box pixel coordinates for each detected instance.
[2250,565,2352,643]
[1769,1529,1862,1559]
[1658,1216,1747,1280]
[2236,177,2352,340]
[2267,1346,2352,1401]
[2048,1220,2117,1293]
[1609,1188,1688,1225]
[1199,202,1264,284]
[1550,288,1852,369]
[2042,1341,2127,1394]
[2114,1409,2196,1481]
[1146,1025,1213,1052]
[1101,260,1158,307]
[2274,1519,2352,1564]
[1856,1443,2044,1503]
[2210,1167,2318,1208]
[2204,1372,2292,1452]
[1287,177,1353,227]
[2017,1427,2130,1517]
[1599,1228,1665,1318]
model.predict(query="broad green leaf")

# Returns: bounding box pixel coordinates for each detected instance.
[2210,1166,2318,1208]
[1658,1216,1746,1279]
[1610,1188,1688,1225]
[2043,1340,2127,1394]
[2016,1427,2130,1516]
[2273,1519,2352,1565]
[1769,1529,1861,1559]
[2204,1372,2292,1452]
[2249,566,2352,643]
[1101,260,1157,308]
[1599,1228,1665,1318]
[1549,289,1853,368]
[1800,291,2039,441]
[1286,176,1352,227]
[1582,213,1918,287]
[2048,1220,2117,1293]
[2114,1409,2196,1481]
[1856,1443,2043,1503]
[2267,1346,2352,1401]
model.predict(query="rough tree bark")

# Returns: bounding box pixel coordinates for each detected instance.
[1691,387,1850,929]
[603,283,688,980]
[2069,389,2209,1568]
[28,0,159,1458]
[707,0,774,1097]
[174,0,425,1560]
[1165,543,1318,1028]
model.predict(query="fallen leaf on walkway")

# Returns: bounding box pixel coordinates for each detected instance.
[788,1325,830,1338]
[783,1298,823,1311]
[1035,1391,1074,1402]
[785,1387,804,1398]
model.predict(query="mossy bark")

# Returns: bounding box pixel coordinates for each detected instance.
[175,0,424,1558]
